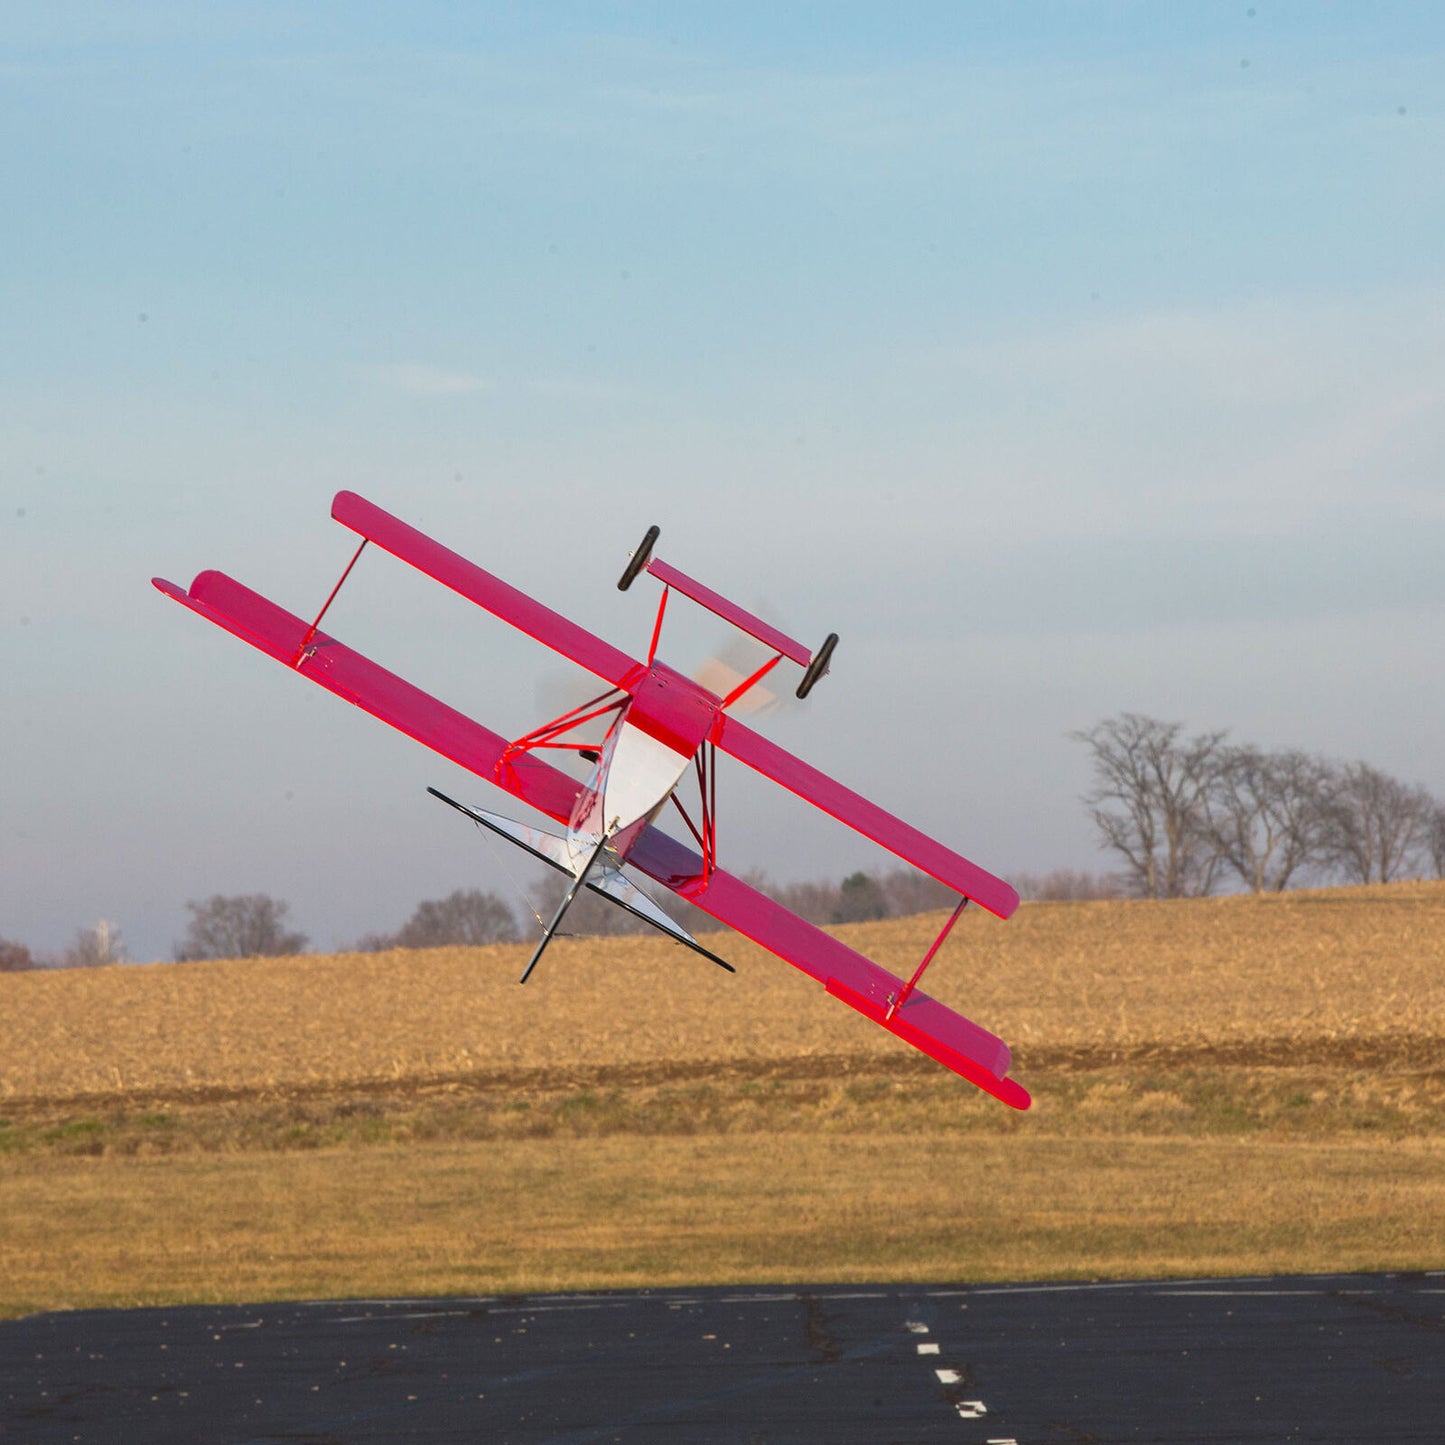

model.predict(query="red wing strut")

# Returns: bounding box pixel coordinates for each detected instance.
[331,491,640,688]
[713,714,1020,922]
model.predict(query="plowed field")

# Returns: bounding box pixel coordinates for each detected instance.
[4,882,1441,1106]
[3,882,1441,1315]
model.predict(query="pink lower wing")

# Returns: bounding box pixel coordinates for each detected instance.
[626,824,1030,1109]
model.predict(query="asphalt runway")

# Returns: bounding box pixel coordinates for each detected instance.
[3,1273,1440,1443]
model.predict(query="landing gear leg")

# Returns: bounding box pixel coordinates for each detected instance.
[518,834,610,983]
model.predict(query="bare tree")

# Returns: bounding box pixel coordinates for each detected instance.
[1205,747,1336,893]
[1322,763,1433,884]
[376,889,520,948]
[63,920,126,968]
[0,938,35,972]
[1073,714,1227,898]
[1429,800,1445,881]
[175,895,308,961]
[1013,869,1127,901]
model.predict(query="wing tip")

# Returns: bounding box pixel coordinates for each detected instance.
[155,573,225,603]
[331,488,364,522]
[991,882,1022,921]
[824,974,1029,1108]
[990,1075,1033,1110]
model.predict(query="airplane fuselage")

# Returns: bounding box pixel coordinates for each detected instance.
[567,660,720,870]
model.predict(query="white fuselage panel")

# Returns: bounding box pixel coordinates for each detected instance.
[567,719,691,871]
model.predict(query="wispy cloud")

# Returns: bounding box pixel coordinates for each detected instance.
[893,286,1445,539]
[369,362,489,396]
[364,362,643,407]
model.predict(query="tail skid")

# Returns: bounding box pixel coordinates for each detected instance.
[427,788,734,974]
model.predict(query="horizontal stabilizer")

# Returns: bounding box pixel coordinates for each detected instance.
[427,789,734,973]
[428,790,578,873]
[590,861,733,969]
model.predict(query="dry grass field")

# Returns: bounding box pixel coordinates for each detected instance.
[2,881,1442,1316]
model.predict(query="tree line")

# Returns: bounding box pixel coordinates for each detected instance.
[1074,712,1445,898]
[0,899,308,972]
[0,863,1125,972]
[7,713,1438,968]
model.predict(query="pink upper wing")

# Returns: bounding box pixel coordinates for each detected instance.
[625,823,1030,1109]
[152,571,582,824]
[713,715,1020,921]
[331,492,640,688]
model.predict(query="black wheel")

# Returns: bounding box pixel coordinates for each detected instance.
[796,632,838,698]
[617,525,661,590]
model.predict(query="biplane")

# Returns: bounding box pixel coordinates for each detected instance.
[154,493,1030,1109]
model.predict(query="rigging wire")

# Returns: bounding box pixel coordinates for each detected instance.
[471,816,549,932]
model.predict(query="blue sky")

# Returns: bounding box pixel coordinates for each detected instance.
[3,2,1443,961]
